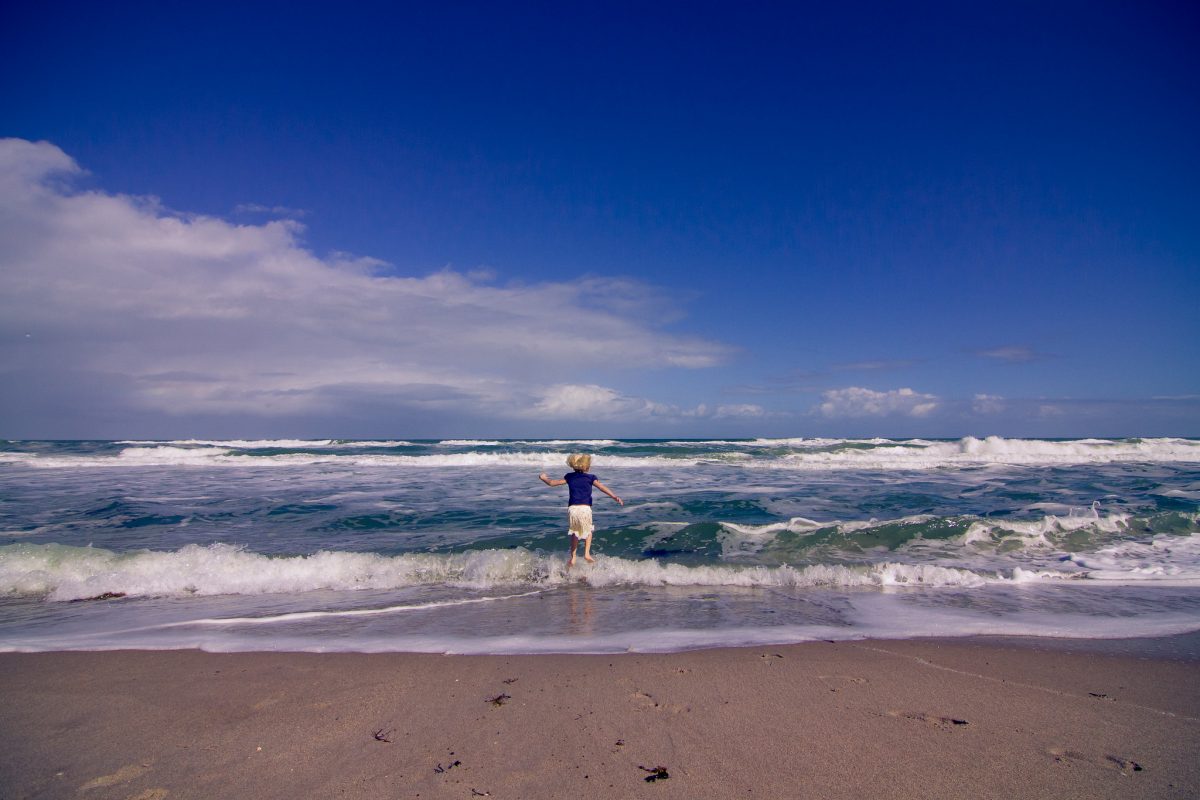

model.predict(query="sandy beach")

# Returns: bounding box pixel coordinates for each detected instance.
[2,636,1197,800]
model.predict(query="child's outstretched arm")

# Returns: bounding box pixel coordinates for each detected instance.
[539,472,567,487]
[593,480,623,505]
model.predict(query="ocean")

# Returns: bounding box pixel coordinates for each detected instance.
[1,437,1198,654]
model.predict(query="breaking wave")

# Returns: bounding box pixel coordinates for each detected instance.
[3,436,1197,470]
[4,537,1198,603]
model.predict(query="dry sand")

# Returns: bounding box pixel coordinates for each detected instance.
[1,637,1197,799]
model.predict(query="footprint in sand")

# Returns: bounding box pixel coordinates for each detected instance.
[631,691,658,709]
[1047,747,1143,775]
[252,694,285,710]
[630,690,689,714]
[127,790,169,800]
[887,710,969,731]
[1047,747,1091,766]
[79,763,151,791]
[818,675,868,693]
[1105,756,1145,775]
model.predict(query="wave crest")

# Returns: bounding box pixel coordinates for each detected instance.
[23,533,1196,600]
[1,542,1031,601]
[3,436,1197,470]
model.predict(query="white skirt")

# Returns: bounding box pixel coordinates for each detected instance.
[567,504,594,538]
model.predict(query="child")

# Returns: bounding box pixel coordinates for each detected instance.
[539,453,623,567]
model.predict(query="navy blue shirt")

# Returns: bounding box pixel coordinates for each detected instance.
[564,472,596,506]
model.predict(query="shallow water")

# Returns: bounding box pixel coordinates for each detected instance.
[1,437,1198,653]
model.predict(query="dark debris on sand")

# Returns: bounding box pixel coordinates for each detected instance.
[640,765,670,782]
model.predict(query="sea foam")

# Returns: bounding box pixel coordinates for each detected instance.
[11,540,1198,603]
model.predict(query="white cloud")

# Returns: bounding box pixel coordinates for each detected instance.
[815,387,939,418]
[0,138,79,187]
[972,393,1006,414]
[525,387,770,423]
[529,384,673,420]
[0,138,731,425]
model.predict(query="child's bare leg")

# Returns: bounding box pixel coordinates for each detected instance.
[567,534,579,568]
[583,535,594,563]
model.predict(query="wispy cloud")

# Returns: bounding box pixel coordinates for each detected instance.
[971,393,1006,414]
[713,403,768,419]
[814,387,939,418]
[829,359,916,372]
[0,139,732,428]
[233,203,309,218]
[729,357,919,395]
[973,345,1045,363]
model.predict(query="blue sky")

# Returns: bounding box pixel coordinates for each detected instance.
[1,1,1197,438]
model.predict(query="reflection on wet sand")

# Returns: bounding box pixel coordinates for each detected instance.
[567,586,594,636]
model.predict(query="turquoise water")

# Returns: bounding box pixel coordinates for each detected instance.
[1,437,1198,653]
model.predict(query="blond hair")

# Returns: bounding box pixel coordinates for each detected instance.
[566,453,592,472]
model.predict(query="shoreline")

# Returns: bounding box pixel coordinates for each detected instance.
[5,628,1200,659]
[2,635,1197,799]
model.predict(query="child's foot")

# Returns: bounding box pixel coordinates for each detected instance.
[584,555,595,564]
[567,556,575,568]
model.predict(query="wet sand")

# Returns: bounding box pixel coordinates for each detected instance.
[1,637,1198,799]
